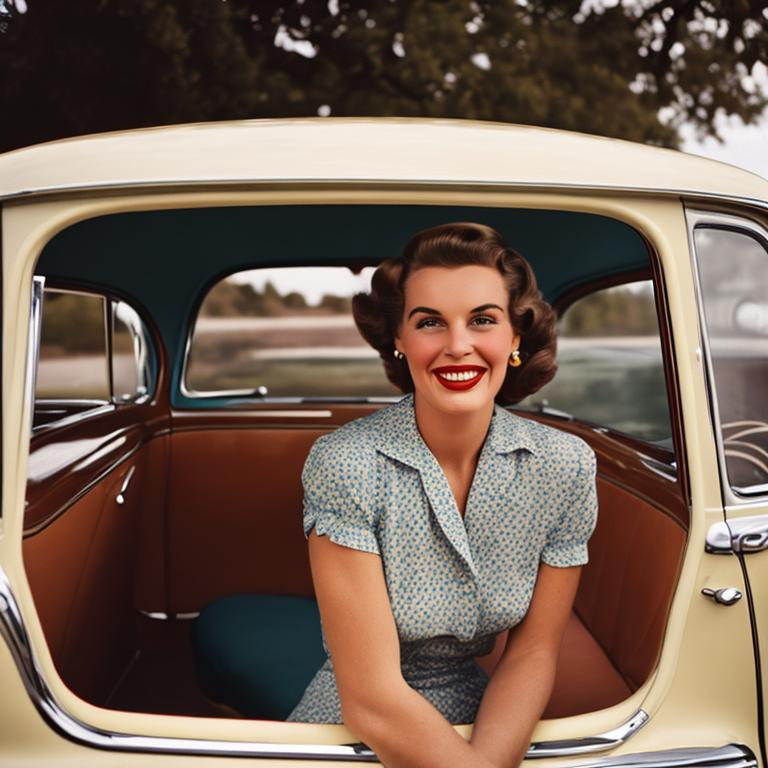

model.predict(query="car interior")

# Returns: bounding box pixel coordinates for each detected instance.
[21,204,688,725]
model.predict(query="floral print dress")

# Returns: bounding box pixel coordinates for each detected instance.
[286,393,598,724]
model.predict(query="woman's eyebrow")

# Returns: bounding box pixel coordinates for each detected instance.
[471,303,505,313]
[407,305,441,319]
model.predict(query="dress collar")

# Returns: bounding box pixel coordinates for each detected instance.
[375,392,537,471]
[374,393,537,577]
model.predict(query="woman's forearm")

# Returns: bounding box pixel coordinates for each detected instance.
[469,647,559,768]
[345,679,499,768]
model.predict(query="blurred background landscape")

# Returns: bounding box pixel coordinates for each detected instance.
[12,0,764,444]
[1,0,766,172]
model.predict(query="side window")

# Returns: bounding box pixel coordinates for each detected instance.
[32,285,155,428]
[35,288,110,404]
[519,280,672,448]
[692,219,768,495]
[184,267,399,399]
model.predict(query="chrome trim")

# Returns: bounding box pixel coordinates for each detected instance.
[701,587,742,606]
[31,402,115,436]
[111,300,153,404]
[115,465,136,506]
[2,175,768,210]
[685,208,768,508]
[138,610,200,620]
[528,709,649,758]
[563,744,755,768]
[0,565,652,760]
[26,276,45,434]
[172,409,336,419]
[707,514,768,554]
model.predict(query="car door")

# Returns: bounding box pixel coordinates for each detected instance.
[688,206,768,765]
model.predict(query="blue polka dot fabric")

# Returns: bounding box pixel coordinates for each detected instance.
[286,393,598,724]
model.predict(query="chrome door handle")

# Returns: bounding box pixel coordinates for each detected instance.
[115,466,136,506]
[706,514,768,554]
[701,587,742,606]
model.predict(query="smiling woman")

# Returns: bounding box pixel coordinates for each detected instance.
[284,223,596,767]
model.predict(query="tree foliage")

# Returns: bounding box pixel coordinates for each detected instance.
[0,0,765,152]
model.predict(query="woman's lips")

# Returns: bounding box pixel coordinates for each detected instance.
[431,365,487,391]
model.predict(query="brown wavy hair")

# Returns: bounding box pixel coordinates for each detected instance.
[352,222,557,405]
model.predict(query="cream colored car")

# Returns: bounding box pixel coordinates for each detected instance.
[1,119,768,767]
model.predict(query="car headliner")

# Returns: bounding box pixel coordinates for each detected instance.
[1,118,767,203]
[37,204,648,408]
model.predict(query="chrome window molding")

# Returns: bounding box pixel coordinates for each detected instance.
[563,745,755,768]
[111,299,154,404]
[0,564,653,760]
[685,208,768,509]
[25,277,45,434]
[31,402,115,436]
[3,176,768,209]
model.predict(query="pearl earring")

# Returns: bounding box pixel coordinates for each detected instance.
[508,350,521,367]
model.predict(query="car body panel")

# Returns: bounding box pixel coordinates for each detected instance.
[1,120,767,764]
[1,119,767,205]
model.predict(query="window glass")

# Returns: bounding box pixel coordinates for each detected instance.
[518,280,672,446]
[694,226,768,494]
[185,267,399,398]
[35,289,109,401]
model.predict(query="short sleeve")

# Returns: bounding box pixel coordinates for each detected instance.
[301,436,381,555]
[540,444,598,568]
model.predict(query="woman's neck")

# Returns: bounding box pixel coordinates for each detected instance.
[413,394,494,472]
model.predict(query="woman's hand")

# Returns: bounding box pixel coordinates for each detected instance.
[470,563,582,768]
[309,530,499,768]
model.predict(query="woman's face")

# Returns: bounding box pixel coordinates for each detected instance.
[395,265,520,415]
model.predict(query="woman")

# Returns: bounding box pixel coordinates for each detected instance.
[287,222,598,768]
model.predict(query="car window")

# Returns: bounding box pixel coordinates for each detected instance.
[35,288,110,402]
[518,280,673,448]
[32,286,155,428]
[693,221,768,495]
[184,266,400,399]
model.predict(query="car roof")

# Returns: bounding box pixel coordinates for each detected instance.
[1,118,767,204]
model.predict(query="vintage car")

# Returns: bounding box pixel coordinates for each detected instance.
[1,118,767,767]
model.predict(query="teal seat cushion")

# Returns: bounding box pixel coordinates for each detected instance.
[192,594,325,720]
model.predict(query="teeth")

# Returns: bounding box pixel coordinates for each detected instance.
[437,370,482,382]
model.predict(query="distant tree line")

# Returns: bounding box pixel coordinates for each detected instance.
[1,1,766,152]
[560,284,658,336]
[201,279,352,317]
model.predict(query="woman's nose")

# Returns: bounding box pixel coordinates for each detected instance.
[444,323,473,357]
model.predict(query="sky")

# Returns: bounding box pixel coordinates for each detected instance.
[682,110,768,181]
[680,61,768,181]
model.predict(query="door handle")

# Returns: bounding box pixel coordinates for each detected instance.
[115,465,136,506]
[706,513,768,554]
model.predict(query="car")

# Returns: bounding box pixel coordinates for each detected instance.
[1,118,768,767]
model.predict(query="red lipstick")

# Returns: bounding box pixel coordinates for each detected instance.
[431,365,487,391]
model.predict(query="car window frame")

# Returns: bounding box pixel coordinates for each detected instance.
[29,280,158,435]
[686,206,768,507]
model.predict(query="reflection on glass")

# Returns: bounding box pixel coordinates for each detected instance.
[112,301,151,403]
[186,267,399,397]
[520,281,672,445]
[35,290,109,400]
[695,227,768,492]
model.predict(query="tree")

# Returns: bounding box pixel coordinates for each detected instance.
[0,0,765,152]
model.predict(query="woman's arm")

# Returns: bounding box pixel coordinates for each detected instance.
[469,563,582,768]
[308,531,498,768]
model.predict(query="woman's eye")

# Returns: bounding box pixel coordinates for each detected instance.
[416,318,442,329]
[471,315,497,326]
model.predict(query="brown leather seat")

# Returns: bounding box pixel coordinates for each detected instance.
[478,477,686,716]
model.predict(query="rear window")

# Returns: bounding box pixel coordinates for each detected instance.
[184,267,399,399]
